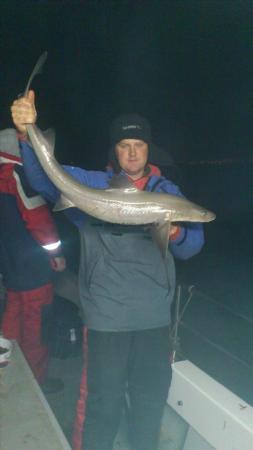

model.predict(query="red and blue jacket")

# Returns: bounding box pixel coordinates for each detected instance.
[0,129,62,291]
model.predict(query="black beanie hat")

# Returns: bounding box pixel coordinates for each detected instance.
[110,114,152,146]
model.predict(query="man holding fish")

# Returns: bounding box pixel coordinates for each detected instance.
[11,91,208,450]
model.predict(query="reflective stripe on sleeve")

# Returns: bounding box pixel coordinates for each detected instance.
[42,240,62,252]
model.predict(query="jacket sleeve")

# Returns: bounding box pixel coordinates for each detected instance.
[20,139,87,228]
[20,139,60,204]
[13,164,62,256]
[169,223,204,260]
[160,179,205,260]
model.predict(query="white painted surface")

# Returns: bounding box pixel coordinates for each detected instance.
[183,426,214,450]
[168,360,253,450]
[0,341,71,450]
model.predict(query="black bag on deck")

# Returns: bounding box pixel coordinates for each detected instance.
[41,295,83,359]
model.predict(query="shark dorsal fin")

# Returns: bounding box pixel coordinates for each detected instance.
[42,128,56,154]
[108,175,138,191]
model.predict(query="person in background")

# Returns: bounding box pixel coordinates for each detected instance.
[0,127,66,394]
[11,91,204,450]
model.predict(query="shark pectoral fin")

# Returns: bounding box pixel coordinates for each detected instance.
[150,221,171,259]
[53,195,75,212]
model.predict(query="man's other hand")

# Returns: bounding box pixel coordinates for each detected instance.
[50,256,67,272]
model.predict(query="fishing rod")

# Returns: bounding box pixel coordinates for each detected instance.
[170,284,195,364]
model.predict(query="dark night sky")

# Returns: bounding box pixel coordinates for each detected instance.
[0,0,252,233]
[1,0,252,166]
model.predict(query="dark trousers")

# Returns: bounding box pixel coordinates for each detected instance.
[82,326,172,450]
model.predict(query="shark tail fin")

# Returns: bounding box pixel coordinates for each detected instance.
[24,51,48,96]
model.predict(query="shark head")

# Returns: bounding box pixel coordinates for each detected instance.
[186,205,216,223]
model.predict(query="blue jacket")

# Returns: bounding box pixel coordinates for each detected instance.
[20,141,204,330]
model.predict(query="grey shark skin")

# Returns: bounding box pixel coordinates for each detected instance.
[23,52,215,256]
[26,124,215,257]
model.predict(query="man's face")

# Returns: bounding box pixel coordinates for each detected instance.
[115,139,148,180]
